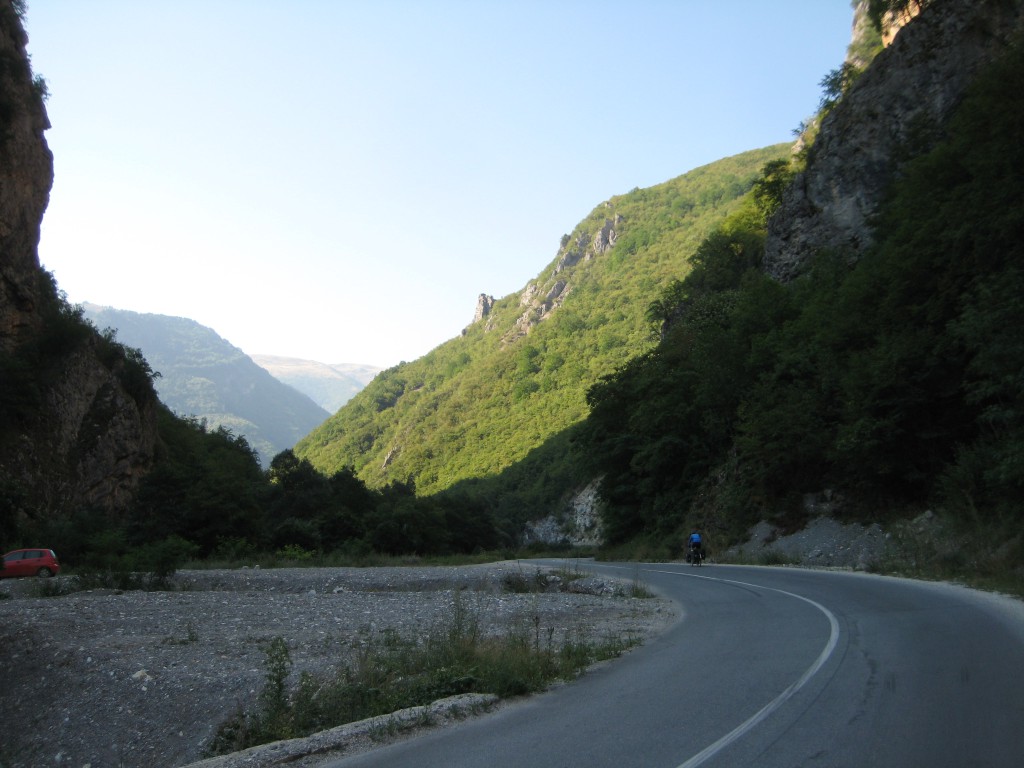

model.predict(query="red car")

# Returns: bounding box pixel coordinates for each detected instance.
[1,549,61,578]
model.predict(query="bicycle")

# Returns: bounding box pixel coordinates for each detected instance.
[687,544,704,566]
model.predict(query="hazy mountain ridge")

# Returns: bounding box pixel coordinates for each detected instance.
[251,355,381,413]
[82,306,329,466]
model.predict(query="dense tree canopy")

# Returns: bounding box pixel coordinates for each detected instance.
[581,42,1024,557]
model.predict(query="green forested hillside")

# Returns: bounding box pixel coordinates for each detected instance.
[295,145,789,498]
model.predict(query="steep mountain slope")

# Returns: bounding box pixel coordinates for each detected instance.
[578,0,1024,557]
[83,306,329,466]
[251,355,381,413]
[295,146,788,494]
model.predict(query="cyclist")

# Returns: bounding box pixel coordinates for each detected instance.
[687,530,703,563]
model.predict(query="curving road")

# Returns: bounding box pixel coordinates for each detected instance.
[321,561,1024,767]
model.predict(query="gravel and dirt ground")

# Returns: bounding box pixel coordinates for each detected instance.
[722,515,891,568]
[0,516,915,768]
[0,561,675,768]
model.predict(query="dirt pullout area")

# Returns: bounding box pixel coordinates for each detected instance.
[0,562,674,768]
[724,516,891,569]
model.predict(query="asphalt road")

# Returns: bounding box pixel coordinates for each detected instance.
[320,561,1024,767]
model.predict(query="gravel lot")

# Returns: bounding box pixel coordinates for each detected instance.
[0,561,675,768]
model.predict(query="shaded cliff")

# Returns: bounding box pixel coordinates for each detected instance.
[0,4,159,535]
[0,1,50,350]
[764,0,1024,281]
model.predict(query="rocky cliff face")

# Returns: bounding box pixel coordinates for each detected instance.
[0,6,158,525]
[0,3,51,351]
[505,212,621,342]
[471,293,494,324]
[21,342,158,511]
[764,0,1024,282]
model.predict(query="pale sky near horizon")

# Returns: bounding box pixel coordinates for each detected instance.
[25,2,854,369]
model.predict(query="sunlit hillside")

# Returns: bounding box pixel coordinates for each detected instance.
[295,145,789,495]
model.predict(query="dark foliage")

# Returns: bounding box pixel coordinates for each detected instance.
[120,431,502,563]
[3,280,500,567]
[130,411,268,555]
[583,43,1024,551]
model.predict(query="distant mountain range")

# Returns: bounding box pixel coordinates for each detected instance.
[81,305,338,466]
[250,356,382,413]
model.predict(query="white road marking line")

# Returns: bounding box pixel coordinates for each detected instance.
[590,563,842,768]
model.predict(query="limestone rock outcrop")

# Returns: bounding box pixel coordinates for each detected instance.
[764,0,1024,282]
[506,215,621,342]
[472,293,494,324]
[523,478,603,548]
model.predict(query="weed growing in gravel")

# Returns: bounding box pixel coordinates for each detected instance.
[206,591,641,756]
[500,560,653,598]
[720,549,800,567]
[755,550,801,566]
[25,578,70,598]
[29,569,173,597]
[501,566,552,593]
[160,622,199,645]
[626,571,656,598]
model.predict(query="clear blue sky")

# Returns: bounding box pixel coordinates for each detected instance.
[25,2,854,368]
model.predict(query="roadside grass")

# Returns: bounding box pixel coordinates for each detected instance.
[723,549,802,567]
[597,539,676,564]
[625,567,657,598]
[500,561,656,599]
[206,590,641,757]
[716,535,1024,596]
[866,516,1024,598]
[26,568,177,598]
